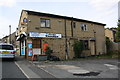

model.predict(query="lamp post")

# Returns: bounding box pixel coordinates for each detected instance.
[9,25,11,44]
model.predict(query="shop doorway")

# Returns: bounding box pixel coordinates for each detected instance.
[32,39,42,55]
[21,40,26,56]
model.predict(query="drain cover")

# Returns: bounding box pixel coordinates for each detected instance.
[68,69,90,74]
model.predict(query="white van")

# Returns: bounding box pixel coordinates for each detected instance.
[0,43,15,59]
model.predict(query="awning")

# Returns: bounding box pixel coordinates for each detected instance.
[16,32,27,41]
[89,38,96,41]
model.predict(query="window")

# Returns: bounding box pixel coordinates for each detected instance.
[81,24,88,31]
[40,18,50,27]
[80,40,89,50]
[0,45,14,50]
[32,39,41,48]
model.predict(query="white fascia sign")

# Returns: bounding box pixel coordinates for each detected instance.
[29,32,62,38]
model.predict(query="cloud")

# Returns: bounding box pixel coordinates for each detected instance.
[88,0,119,20]
[0,0,16,7]
[16,0,89,2]
[88,0,119,11]
[0,16,17,38]
[88,0,118,16]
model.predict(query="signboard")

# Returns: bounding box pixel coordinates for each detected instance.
[23,18,28,23]
[21,18,28,25]
[33,48,41,55]
[29,32,62,38]
[28,42,32,56]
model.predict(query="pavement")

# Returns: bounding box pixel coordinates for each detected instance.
[15,55,56,79]
[15,55,120,80]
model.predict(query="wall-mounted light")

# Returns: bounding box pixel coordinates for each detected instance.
[29,20,31,22]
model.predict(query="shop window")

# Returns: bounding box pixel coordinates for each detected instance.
[81,24,88,31]
[81,40,89,50]
[32,39,41,48]
[40,18,50,27]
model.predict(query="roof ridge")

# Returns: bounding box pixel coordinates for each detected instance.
[23,10,106,26]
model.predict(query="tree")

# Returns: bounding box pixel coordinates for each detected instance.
[45,47,53,59]
[73,40,84,58]
[116,20,120,42]
[106,37,112,53]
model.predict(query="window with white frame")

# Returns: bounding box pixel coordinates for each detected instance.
[81,24,88,31]
[40,18,50,27]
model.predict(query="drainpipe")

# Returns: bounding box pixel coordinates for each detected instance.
[71,17,73,37]
[20,40,21,56]
[94,31,96,55]
[64,19,69,60]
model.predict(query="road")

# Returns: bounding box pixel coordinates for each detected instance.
[33,59,119,79]
[0,56,119,80]
[0,59,27,79]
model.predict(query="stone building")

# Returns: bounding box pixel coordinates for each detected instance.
[1,36,9,43]
[0,39,2,43]
[1,32,16,48]
[105,28,117,42]
[16,10,106,60]
[105,28,119,51]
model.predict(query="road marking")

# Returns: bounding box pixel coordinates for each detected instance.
[104,64,118,70]
[15,61,29,78]
[117,62,120,64]
[37,65,56,78]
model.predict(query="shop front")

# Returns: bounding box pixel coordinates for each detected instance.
[16,32,27,58]
[24,32,62,60]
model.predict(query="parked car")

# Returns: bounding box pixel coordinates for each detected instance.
[0,43,15,60]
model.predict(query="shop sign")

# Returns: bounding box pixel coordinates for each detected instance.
[23,18,28,23]
[29,32,62,38]
[21,18,28,25]
[33,48,41,55]
[28,42,33,56]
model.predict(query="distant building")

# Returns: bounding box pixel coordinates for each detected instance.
[1,32,16,47]
[105,28,117,42]
[10,32,17,47]
[105,28,119,51]
[1,36,9,43]
[16,10,106,60]
[0,39,2,43]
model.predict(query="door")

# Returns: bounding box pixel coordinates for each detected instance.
[21,40,25,55]
[32,39,41,55]
[90,41,95,55]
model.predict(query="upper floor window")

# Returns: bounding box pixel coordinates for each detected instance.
[40,18,50,27]
[81,24,88,31]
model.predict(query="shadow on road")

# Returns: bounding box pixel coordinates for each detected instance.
[2,58,15,62]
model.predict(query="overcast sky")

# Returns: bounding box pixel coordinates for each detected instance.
[0,0,119,38]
